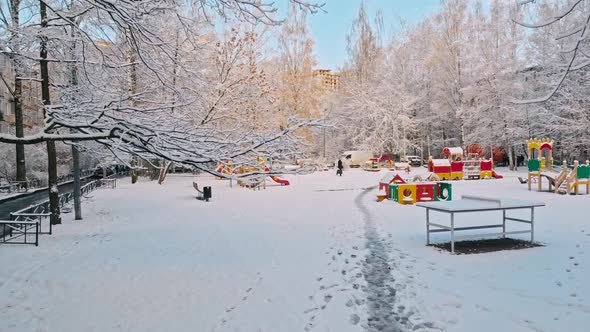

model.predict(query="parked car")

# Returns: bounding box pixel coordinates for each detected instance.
[405,155,423,166]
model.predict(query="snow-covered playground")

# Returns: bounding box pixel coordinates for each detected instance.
[1,169,588,332]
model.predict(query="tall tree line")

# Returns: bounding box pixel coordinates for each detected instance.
[333,0,590,167]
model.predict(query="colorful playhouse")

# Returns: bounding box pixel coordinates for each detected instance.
[363,158,381,172]
[526,138,590,194]
[428,147,502,180]
[378,172,452,205]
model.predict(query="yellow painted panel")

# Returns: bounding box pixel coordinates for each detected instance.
[397,184,417,205]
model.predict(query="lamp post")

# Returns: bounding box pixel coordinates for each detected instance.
[323,109,326,158]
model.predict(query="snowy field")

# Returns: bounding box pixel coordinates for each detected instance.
[1,168,589,332]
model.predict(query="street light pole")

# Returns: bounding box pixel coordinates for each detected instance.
[323,107,329,159]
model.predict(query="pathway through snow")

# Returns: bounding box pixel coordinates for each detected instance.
[355,186,438,332]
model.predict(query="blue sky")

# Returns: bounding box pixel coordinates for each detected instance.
[281,0,442,70]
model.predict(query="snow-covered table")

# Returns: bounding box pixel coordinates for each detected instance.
[416,195,545,254]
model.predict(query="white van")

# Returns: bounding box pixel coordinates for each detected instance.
[405,155,422,166]
[340,151,374,168]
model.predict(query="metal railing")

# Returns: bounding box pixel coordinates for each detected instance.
[10,177,117,217]
[0,181,28,194]
[100,178,117,189]
[9,213,51,235]
[0,169,95,194]
[2,174,124,246]
[0,220,40,246]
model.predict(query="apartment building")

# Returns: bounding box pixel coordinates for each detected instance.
[0,54,44,134]
[313,69,339,91]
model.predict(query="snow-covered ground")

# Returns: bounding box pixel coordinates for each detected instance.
[0,168,588,332]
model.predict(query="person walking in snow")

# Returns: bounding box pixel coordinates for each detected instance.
[337,159,343,176]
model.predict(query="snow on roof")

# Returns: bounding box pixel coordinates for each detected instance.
[443,147,463,156]
[380,172,397,183]
[432,159,451,166]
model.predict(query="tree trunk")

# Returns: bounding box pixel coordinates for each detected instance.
[149,159,160,181]
[131,158,138,184]
[427,133,431,158]
[170,29,180,113]
[14,78,26,185]
[72,143,82,220]
[40,0,61,225]
[158,161,172,185]
[127,41,138,185]
[507,144,515,171]
[11,0,26,186]
[69,15,82,220]
[47,141,60,224]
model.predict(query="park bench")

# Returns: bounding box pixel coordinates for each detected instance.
[193,182,212,201]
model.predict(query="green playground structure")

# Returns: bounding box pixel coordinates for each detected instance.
[388,182,452,205]
[526,138,590,195]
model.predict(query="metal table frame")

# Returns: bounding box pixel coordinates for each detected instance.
[417,195,545,254]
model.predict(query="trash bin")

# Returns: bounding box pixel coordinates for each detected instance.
[203,186,212,202]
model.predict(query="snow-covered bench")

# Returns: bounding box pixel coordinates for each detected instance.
[193,182,211,201]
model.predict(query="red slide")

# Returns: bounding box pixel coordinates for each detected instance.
[492,170,504,179]
[270,176,290,186]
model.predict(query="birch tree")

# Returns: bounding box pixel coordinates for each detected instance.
[275,3,322,153]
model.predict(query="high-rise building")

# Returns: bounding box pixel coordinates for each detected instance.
[313,69,339,91]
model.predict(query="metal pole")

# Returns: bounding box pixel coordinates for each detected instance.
[502,210,506,238]
[72,142,82,220]
[323,111,326,159]
[451,213,455,254]
[531,207,535,242]
[427,134,431,159]
[421,140,424,166]
[426,209,430,245]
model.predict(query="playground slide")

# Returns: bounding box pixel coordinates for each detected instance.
[270,176,290,186]
[492,170,504,179]
[541,174,556,187]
